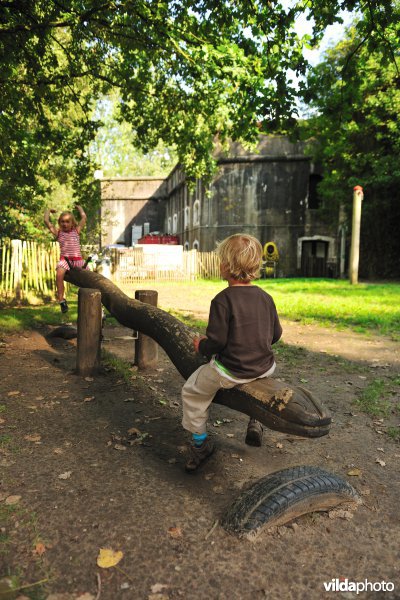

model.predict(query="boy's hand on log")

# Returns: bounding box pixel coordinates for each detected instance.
[193,335,207,353]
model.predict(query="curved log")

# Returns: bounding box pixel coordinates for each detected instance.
[65,269,331,437]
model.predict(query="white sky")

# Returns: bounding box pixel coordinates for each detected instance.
[292,6,356,65]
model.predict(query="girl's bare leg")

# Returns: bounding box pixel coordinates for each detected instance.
[56,268,66,302]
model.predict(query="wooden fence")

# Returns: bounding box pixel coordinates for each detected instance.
[0,239,60,301]
[0,240,221,301]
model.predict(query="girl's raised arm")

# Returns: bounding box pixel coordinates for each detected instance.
[75,204,87,234]
[44,208,58,239]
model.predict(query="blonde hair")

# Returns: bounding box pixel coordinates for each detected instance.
[58,211,77,227]
[217,234,262,281]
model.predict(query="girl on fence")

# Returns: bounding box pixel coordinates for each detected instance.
[44,205,87,313]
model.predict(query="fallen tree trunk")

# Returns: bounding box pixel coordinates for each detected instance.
[65,269,331,437]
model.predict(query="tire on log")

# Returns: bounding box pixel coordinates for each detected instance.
[221,466,361,539]
[64,269,331,437]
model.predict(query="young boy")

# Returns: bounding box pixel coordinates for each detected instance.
[182,233,282,472]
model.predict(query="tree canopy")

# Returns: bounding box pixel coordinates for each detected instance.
[301,4,400,278]
[0,0,398,240]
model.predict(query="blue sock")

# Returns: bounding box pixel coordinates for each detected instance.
[192,432,207,447]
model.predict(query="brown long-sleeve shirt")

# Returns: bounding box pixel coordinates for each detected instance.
[198,285,282,378]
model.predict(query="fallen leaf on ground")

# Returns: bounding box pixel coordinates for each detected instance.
[375,458,386,467]
[34,542,46,556]
[114,444,127,451]
[151,583,169,594]
[7,390,20,396]
[347,468,362,476]
[53,448,63,454]
[0,418,5,424]
[97,547,123,568]
[276,442,283,449]
[58,471,72,479]
[226,433,234,438]
[5,495,21,505]
[84,377,94,382]
[127,427,141,436]
[83,396,95,402]
[148,595,169,600]
[168,526,182,539]
[75,593,95,600]
[24,434,41,442]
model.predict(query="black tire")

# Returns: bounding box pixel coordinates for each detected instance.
[221,466,361,538]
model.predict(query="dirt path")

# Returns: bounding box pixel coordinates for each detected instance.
[0,320,399,600]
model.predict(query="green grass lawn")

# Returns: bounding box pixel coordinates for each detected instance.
[258,278,400,339]
[1,278,400,339]
[0,297,78,334]
[151,278,400,340]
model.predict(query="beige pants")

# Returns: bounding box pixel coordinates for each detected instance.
[181,361,275,434]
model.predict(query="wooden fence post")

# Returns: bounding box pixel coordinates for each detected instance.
[77,288,102,376]
[134,290,158,369]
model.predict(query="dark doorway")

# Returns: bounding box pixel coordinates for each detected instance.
[301,240,328,277]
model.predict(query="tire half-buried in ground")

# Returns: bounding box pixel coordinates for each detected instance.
[221,466,361,539]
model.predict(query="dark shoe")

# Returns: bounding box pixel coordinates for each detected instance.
[185,438,215,473]
[60,299,69,314]
[245,419,263,447]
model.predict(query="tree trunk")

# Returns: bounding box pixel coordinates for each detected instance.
[65,269,331,437]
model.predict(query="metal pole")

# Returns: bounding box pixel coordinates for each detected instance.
[349,185,364,285]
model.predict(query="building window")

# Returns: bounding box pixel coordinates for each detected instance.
[193,239,199,250]
[167,216,172,234]
[308,174,323,209]
[184,206,190,229]
[172,213,178,234]
[193,199,200,226]
[184,241,189,251]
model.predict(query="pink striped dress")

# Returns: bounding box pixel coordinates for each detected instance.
[56,228,85,270]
